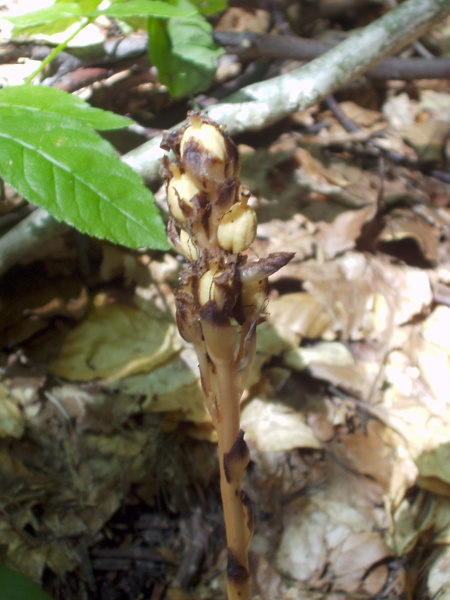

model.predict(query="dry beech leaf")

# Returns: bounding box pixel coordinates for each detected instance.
[338,101,383,128]
[383,320,450,490]
[294,148,379,209]
[428,546,450,600]
[390,491,435,555]
[363,564,390,595]
[51,295,181,381]
[267,293,333,339]
[431,496,450,544]
[401,120,450,164]
[332,420,398,492]
[241,398,322,452]
[316,203,377,260]
[0,383,24,438]
[377,208,442,263]
[106,350,209,426]
[284,341,354,370]
[297,252,432,340]
[283,342,369,396]
[255,216,316,263]
[415,305,450,405]
[249,321,298,387]
[331,531,390,592]
[383,93,417,129]
[276,461,391,592]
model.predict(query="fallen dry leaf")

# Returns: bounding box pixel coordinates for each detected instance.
[275,461,392,593]
[51,294,181,381]
[241,398,322,452]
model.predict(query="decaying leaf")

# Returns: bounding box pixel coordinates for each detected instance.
[0,383,24,438]
[241,398,322,453]
[51,294,181,381]
[275,461,392,593]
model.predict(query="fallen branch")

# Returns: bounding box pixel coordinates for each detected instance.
[0,207,70,275]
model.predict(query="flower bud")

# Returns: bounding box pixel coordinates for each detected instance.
[180,116,234,183]
[241,278,266,319]
[175,280,202,344]
[178,229,198,262]
[199,267,234,312]
[217,202,257,253]
[199,268,218,307]
[167,167,200,223]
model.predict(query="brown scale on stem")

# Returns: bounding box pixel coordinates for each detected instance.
[161,111,294,600]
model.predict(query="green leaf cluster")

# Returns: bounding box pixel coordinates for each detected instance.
[0,85,170,250]
[148,0,225,98]
[6,0,227,97]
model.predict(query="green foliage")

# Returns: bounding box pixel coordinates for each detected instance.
[6,0,226,97]
[0,86,169,250]
[0,565,55,600]
[148,0,224,98]
[6,0,193,34]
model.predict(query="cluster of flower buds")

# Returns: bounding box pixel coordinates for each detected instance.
[161,112,293,600]
[162,112,292,361]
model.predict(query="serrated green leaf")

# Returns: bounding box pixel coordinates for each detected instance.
[94,0,196,19]
[148,6,223,97]
[0,86,133,131]
[0,108,169,250]
[0,565,55,600]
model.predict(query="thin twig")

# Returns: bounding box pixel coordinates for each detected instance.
[213,31,450,80]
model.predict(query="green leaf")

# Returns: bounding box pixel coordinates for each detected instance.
[6,3,83,37]
[148,3,223,97]
[0,86,133,131]
[93,0,196,19]
[0,107,169,250]
[0,565,55,600]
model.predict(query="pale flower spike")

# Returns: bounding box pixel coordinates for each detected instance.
[161,111,294,600]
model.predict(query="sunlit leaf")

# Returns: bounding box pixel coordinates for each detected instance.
[0,107,169,250]
[148,1,223,97]
[0,86,133,131]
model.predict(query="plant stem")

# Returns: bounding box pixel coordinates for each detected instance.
[25,18,91,84]
[215,357,252,600]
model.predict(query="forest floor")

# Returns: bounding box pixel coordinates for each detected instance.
[1,2,450,600]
